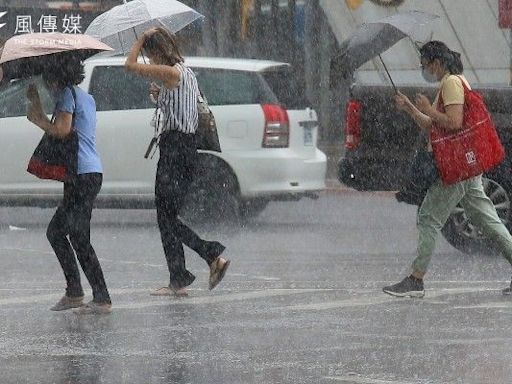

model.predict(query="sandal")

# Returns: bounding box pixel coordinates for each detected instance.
[208,257,231,290]
[150,286,188,297]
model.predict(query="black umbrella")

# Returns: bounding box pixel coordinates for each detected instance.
[335,10,439,92]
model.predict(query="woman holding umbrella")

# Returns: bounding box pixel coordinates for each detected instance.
[383,41,512,297]
[125,27,230,297]
[26,54,112,314]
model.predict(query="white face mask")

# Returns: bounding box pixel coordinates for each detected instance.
[421,68,438,83]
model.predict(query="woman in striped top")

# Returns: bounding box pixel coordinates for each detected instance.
[125,27,230,297]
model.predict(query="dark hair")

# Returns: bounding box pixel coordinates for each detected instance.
[42,53,85,87]
[142,27,184,66]
[419,40,463,75]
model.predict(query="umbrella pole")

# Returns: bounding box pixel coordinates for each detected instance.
[130,26,147,64]
[378,54,397,94]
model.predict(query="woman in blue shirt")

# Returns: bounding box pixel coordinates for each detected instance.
[26,55,112,315]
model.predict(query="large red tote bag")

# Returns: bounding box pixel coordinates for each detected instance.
[430,77,505,185]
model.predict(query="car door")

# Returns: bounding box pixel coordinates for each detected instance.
[0,78,60,196]
[87,64,156,197]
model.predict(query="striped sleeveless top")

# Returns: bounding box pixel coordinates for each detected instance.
[157,63,199,134]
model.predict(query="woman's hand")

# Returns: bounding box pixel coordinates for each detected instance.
[27,102,44,125]
[26,84,41,104]
[414,93,433,115]
[26,84,44,124]
[149,82,161,102]
[395,91,414,112]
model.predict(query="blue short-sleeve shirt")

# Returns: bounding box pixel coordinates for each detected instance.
[55,86,103,175]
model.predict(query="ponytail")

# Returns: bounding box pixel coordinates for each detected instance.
[446,50,463,74]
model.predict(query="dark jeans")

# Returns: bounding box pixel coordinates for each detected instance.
[155,131,221,289]
[46,173,111,304]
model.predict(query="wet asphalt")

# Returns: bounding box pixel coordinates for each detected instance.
[0,191,511,384]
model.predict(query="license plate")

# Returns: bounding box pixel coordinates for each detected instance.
[303,127,313,146]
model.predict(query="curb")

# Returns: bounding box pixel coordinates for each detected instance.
[324,179,396,197]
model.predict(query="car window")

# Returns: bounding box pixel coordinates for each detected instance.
[89,66,154,111]
[0,77,53,118]
[261,66,309,109]
[192,68,278,106]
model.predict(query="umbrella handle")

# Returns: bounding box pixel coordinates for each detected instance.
[378,54,397,94]
[131,27,147,64]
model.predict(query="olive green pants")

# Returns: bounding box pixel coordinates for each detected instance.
[413,175,512,273]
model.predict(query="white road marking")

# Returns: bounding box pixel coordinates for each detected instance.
[324,376,418,384]
[114,289,323,310]
[0,284,506,312]
[278,287,497,312]
[454,302,512,309]
[0,288,322,308]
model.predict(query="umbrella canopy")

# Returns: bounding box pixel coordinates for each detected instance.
[85,0,204,55]
[335,10,439,78]
[0,32,113,80]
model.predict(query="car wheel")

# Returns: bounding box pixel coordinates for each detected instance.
[239,198,269,221]
[441,176,511,255]
[181,170,241,225]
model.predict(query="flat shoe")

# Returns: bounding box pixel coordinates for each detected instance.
[50,295,84,311]
[73,301,112,315]
[150,286,188,297]
[209,258,231,290]
[150,286,172,296]
[172,288,189,297]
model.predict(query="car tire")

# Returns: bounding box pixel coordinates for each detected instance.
[239,198,269,221]
[440,175,512,255]
[181,167,241,225]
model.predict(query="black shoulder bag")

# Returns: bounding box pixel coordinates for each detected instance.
[196,89,221,152]
[27,86,79,182]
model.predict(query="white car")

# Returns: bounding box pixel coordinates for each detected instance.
[0,56,326,220]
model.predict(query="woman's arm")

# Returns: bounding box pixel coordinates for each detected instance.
[26,85,72,139]
[415,94,463,132]
[124,31,180,89]
[415,76,464,132]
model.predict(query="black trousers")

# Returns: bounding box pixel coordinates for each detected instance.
[155,131,219,289]
[46,173,111,304]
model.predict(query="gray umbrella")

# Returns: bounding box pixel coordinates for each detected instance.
[335,10,439,91]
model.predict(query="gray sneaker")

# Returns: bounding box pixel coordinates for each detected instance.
[73,301,112,315]
[50,295,84,311]
[383,276,425,298]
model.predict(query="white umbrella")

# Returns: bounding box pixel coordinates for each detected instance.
[85,0,204,55]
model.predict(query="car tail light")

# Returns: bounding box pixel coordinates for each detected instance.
[262,104,290,148]
[345,100,362,150]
